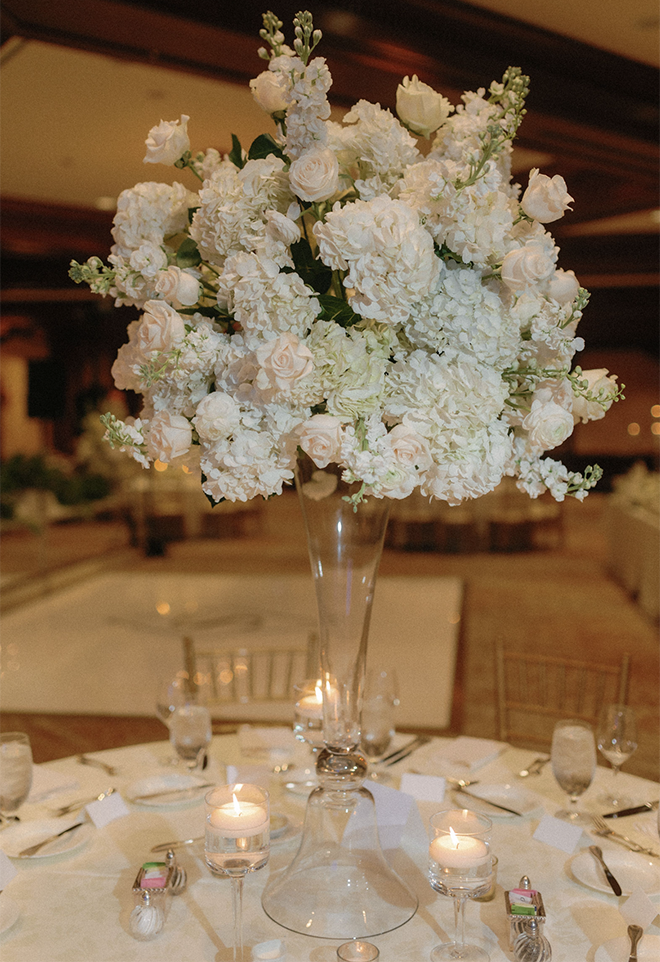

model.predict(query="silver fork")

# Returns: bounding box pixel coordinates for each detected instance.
[592,815,660,857]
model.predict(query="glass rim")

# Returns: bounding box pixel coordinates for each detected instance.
[204,783,269,806]
[429,808,492,835]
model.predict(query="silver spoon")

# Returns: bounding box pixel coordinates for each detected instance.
[518,757,550,777]
[627,923,643,961]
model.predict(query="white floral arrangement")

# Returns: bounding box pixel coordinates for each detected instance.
[70,10,622,507]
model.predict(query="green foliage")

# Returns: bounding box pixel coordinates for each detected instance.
[176,237,202,269]
[229,134,246,169]
[290,237,333,293]
[0,453,113,519]
[247,133,287,163]
[317,294,362,328]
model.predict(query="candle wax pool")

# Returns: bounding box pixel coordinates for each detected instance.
[430,833,489,869]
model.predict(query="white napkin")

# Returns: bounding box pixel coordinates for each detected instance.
[27,765,80,804]
[238,726,295,757]
[428,736,507,773]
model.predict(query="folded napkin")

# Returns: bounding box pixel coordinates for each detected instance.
[28,765,80,804]
[428,736,507,773]
[238,726,295,757]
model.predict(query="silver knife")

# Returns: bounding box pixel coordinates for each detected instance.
[133,782,215,801]
[381,736,430,766]
[19,821,85,857]
[589,845,622,896]
[454,786,523,817]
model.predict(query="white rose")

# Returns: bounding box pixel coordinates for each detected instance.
[521,168,574,223]
[145,411,192,462]
[143,115,190,165]
[396,75,453,138]
[572,369,619,423]
[129,242,168,278]
[298,414,343,468]
[265,210,301,246]
[522,397,574,451]
[289,147,339,203]
[249,71,289,115]
[501,242,555,292]
[546,269,580,305]
[256,333,313,392]
[154,266,201,307]
[389,423,432,471]
[193,392,241,440]
[136,300,186,355]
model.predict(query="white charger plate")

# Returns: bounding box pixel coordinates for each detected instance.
[453,783,544,818]
[0,819,92,860]
[595,934,660,962]
[126,773,211,807]
[0,896,20,936]
[570,848,660,896]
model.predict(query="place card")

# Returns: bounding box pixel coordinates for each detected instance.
[0,850,17,890]
[619,886,659,930]
[238,726,295,757]
[343,781,415,850]
[86,791,130,828]
[532,815,583,854]
[399,772,446,802]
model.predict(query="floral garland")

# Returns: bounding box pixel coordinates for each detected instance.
[70,10,622,507]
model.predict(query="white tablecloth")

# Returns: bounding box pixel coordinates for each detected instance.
[1,736,659,961]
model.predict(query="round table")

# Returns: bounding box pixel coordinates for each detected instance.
[1,734,658,961]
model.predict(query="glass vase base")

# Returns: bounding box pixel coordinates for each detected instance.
[430,942,490,961]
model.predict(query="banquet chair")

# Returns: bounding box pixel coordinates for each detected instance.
[495,640,631,748]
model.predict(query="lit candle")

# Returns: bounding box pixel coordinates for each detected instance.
[297,685,324,720]
[209,792,269,838]
[430,826,489,869]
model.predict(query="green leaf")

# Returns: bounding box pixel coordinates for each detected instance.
[229,134,245,169]
[290,238,333,293]
[317,294,361,328]
[176,238,202,269]
[247,133,287,162]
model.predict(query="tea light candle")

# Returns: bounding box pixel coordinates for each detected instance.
[209,793,269,838]
[430,827,489,869]
[297,685,324,720]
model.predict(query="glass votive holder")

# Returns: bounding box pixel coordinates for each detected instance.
[293,679,325,750]
[428,809,493,898]
[204,784,270,877]
[337,940,380,961]
[473,855,498,902]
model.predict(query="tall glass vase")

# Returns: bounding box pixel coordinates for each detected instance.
[261,454,418,939]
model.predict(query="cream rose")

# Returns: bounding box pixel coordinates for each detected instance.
[265,210,302,246]
[521,168,574,223]
[572,369,619,423]
[154,266,201,307]
[522,396,574,451]
[256,333,313,392]
[501,242,555,292]
[145,411,192,462]
[136,301,186,355]
[389,423,432,471]
[298,414,343,469]
[193,391,241,440]
[143,115,190,165]
[289,147,340,203]
[249,70,289,115]
[396,75,452,138]
[546,268,580,305]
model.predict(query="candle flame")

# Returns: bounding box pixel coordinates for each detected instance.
[449,826,459,849]
[314,685,322,703]
[231,793,242,816]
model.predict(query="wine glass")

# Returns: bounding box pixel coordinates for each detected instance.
[360,667,399,781]
[597,704,638,809]
[551,719,596,825]
[0,732,33,824]
[157,670,212,770]
[428,809,494,962]
[204,784,270,961]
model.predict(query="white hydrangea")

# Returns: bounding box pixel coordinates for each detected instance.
[112,182,197,255]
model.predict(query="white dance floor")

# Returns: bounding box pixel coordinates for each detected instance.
[1,572,463,729]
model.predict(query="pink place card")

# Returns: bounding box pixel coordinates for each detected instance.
[532,814,583,854]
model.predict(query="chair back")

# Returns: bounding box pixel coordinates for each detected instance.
[194,646,308,707]
[496,641,630,747]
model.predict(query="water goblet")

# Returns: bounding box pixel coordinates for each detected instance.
[428,809,494,962]
[597,704,638,809]
[204,784,270,961]
[360,667,399,781]
[551,719,596,825]
[169,703,212,772]
[0,732,33,824]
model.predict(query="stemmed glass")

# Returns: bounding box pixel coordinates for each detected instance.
[156,671,212,771]
[597,704,638,809]
[428,809,494,962]
[551,719,596,825]
[204,784,270,961]
[0,732,33,825]
[360,667,399,781]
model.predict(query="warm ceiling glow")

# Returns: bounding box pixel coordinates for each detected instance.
[156,602,171,615]
[651,423,660,436]
[154,460,168,472]
[651,405,660,417]
[627,423,641,436]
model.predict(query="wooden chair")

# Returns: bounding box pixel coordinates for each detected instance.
[194,646,308,707]
[496,640,630,748]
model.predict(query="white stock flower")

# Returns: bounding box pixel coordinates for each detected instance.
[396,75,453,138]
[298,414,343,468]
[501,240,556,292]
[128,243,168,278]
[136,301,186,355]
[521,168,574,223]
[289,147,340,202]
[546,269,580,305]
[572,369,619,423]
[522,390,574,451]
[154,266,201,306]
[145,410,192,462]
[143,115,190,166]
[193,392,241,440]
